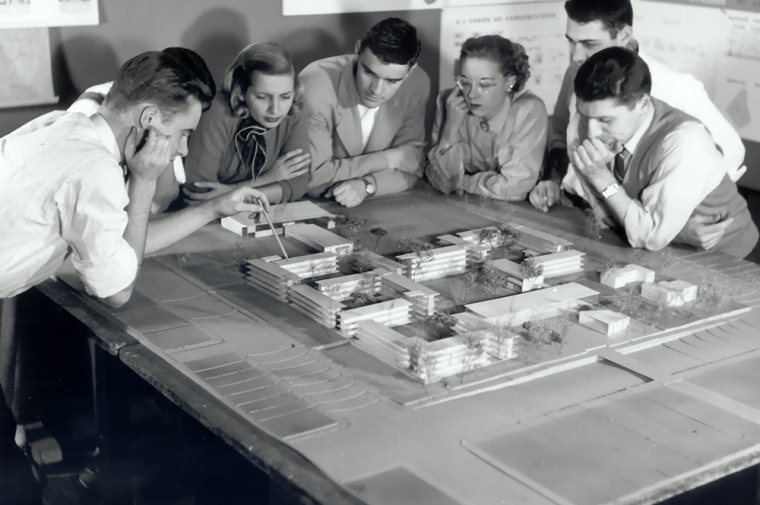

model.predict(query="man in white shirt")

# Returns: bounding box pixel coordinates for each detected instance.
[301,17,430,208]
[0,51,270,503]
[0,51,268,306]
[529,0,746,248]
[566,47,757,258]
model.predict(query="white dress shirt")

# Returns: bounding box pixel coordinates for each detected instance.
[564,103,727,250]
[356,103,379,151]
[0,111,138,298]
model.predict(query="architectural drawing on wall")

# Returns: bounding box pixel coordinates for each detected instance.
[283,0,441,16]
[713,10,760,142]
[633,0,725,97]
[439,2,569,114]
[0,0,99,28]
[0,28,57,108]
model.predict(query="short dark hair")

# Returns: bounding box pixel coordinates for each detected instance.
[359,17,421,67]
[460,35,531,93]
[106,51,215,119]
[161,47,216,110]
[222,42,303,119]
[564,0,633,38]
[574,46,651,107]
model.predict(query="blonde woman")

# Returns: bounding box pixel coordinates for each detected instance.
[184,42,310,205]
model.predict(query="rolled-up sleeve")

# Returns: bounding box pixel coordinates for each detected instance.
[623,123,726,250]
[55,163,138,298]
[464,98,548,201]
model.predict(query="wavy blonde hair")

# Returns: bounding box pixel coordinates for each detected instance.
[223,42,303,119]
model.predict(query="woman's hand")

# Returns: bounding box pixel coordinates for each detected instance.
[442,91,469,143]
[268,148,311,182]
[183,181,236,204]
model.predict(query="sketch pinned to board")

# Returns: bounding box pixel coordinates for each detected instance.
[0,0,98,28]
[0,28,57,108]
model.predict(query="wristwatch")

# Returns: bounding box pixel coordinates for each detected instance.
[362,177,377,197]
[601,182,620,200]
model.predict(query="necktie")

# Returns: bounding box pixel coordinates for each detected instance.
[613,148,630,184]
[235,124,268,177]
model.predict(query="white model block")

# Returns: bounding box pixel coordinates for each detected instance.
[601,264,656,289]
[466,283,599,327]
[284,223,353,256]
[578,310,630,335]
[221,201,336,237]
[661,280,697,303]
[600,268,638,289]
[641,282,679,306]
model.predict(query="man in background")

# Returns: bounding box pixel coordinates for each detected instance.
[529,0,746,250]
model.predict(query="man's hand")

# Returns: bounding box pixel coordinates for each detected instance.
[385,141,426,175]
[208,186,270,219]
[325,179,366,208]
[442,92,469,143]
[183,181,236,203]
[528,180,561,212]
[124,126,171,181]
[676,213,733,250]
[570,138,616,191]
[268,148,311,182]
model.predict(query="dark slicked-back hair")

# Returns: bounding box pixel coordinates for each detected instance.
[565,0,633,38]
[106,51,215,119]
[460,35,531,93]
[359,17,421,67]
[574,47,651,108]
[161,47,216,110]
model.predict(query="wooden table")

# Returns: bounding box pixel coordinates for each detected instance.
[39,186,760,505]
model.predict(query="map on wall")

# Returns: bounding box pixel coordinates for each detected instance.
[439,2,568,115]
[0,28,57,108]
[283,0,442,16]
[713,10,760,142]
[0,0,98,28]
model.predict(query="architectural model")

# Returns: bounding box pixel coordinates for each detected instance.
[221,201,337,237]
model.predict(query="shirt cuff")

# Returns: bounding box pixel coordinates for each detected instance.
[278,180,294,203]
[72,240,138,298]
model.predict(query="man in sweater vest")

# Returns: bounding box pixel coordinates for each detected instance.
[528,0,746,244]
[565,47,758,258]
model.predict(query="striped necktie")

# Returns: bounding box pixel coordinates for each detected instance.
[613,148,630,184]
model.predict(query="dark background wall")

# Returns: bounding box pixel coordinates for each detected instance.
[1,0,758,188]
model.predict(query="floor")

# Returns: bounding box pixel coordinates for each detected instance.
[17,188,760,505]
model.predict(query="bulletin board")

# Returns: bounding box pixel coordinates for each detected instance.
[0,28,57,108]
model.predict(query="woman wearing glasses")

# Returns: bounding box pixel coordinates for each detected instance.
[183,42,310,206]
[426,35,548,201]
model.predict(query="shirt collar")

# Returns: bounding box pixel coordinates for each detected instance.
[88,113,121,162]
[482,89,526,131]
[623,102,654,155]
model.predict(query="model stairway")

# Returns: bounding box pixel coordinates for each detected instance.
[288,284,345,327]
[437,234,491,267]
[531,250,585,278]
[337,299,412,337]
[244,258,301,302]
[396,245,467,281]
[315,271,383,302]
[380,272,439,318]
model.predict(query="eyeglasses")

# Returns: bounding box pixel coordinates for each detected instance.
[455,76,505,94]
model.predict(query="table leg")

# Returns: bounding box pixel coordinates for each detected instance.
[90,339,133,505]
